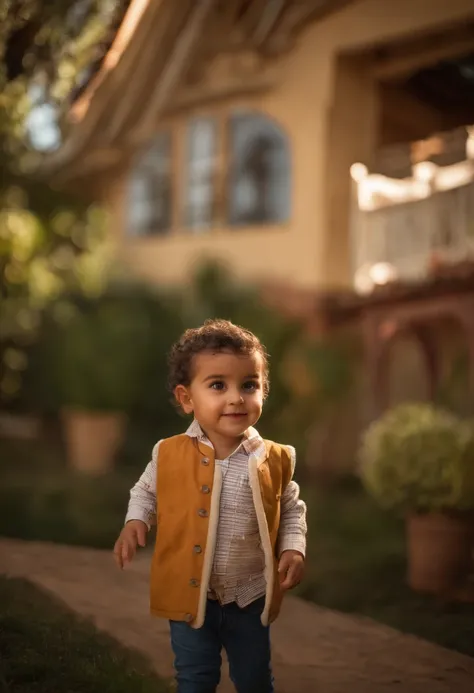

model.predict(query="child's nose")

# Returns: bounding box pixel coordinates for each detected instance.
[229,390,244,404]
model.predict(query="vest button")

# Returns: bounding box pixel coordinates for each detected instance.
[193,545,202,554]
[201,457,210,466]
[198,508,209,518]
[189,578,200,587]
[201,485,211,494]
[184,613,193,623]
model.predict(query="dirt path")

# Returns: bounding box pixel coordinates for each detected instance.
[1,538,474,692]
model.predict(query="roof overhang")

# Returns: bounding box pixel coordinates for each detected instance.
[42,0,360,184]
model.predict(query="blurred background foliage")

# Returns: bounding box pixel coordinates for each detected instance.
[19,261,358,457]
[0,0,126,406]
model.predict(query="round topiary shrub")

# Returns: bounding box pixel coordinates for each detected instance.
[359,403,474,514]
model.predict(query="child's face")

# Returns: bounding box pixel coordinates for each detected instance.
[175,349,264,446]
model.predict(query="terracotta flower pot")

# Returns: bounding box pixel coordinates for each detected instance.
[61,408,126,475]
[407,512,473,595]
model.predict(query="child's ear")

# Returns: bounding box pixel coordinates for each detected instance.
[174,385,194,414]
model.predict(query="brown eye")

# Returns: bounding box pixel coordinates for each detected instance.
[210,381,225,391]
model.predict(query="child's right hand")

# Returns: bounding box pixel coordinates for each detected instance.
[113,520,147,569]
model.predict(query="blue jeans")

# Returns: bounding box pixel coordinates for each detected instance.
[169,597,273,693]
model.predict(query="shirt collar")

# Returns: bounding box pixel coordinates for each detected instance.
[185,419,262,456]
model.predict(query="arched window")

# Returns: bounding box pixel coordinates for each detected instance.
[228,111,291,226]
[127,132,172,236]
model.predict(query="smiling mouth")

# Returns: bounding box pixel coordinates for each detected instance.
[223,413,247,418]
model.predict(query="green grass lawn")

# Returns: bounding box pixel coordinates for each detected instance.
[0,576,170,693]
[299,478,474,657]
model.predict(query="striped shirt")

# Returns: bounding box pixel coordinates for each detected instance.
[125,420,307,608]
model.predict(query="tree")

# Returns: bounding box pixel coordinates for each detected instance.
[0,0,125,405]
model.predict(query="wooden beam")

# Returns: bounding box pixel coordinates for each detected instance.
[70,0,153,123]
[240,0,272,36]
[276,0,360,35]
[165,73,277,114]
[260,0,360,54]
[215,0,243,26]
[208,0,361,55]
[253,0,286,45]
[105,2,179,140]
[373,33,474,81]
[115,0,218,144]
[367,295,474,328]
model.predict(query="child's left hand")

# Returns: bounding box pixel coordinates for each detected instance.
[278,550,305,591]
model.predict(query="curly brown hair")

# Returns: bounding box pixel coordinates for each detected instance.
[168,319,269,397]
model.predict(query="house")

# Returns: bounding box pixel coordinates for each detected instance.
[47,0,474,292]
[46,0,474,472]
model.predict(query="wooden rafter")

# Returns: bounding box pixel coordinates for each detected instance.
[240,0,278,39]
[280,0,359,31]
[373,23,474,81]
[197,0,360,55]
[103,0,186,143]
[253,0,287,45]
[70,0,151,123]
[129,0,219,143]
[166,72,277,114]
[262,0,360,52]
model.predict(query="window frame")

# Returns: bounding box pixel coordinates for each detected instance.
[226,109,292,228]
[126,131,173,238]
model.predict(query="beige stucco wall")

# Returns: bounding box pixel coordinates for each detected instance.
[108,0,474,291]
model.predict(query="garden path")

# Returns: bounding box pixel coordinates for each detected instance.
[1,538,474,692]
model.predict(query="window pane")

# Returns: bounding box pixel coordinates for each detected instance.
[229,112,291,226]
[185,117,216,231]
[189,119,215,160]
[126,132,172,236]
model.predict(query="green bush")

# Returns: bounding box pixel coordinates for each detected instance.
[359,403,474,513]
[28,284,184,414]
[0,468,134,548]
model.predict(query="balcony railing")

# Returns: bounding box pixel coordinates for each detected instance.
[351,149,474,294]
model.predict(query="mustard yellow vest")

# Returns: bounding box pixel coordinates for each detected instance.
[150,434,293,628]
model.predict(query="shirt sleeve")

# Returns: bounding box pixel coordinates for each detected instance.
[278,446,307,557]
[124,441,160,530]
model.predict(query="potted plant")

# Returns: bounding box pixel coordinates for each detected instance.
[49,293,152,474]
[359,403,474,596]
